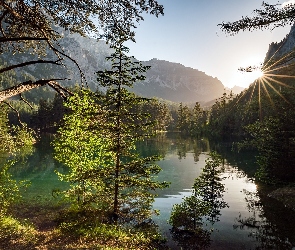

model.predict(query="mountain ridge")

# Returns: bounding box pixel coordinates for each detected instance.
[1,30,227,103]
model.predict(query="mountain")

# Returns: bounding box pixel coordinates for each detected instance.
[265,23,295,64]
[1,30,225,103]
[230,85,245,95]
[133,59,225,103]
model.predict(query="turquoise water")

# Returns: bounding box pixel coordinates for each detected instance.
[9,134,295,249]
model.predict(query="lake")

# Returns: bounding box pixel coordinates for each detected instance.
[9,133,295,249]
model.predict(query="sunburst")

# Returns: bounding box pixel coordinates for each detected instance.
[234,43,295,121]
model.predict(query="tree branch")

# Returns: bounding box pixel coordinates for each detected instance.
[19,94,34,109]
[0,37,48,42]
[0,79,72,103]
[219,3,295,35]
[3,101,25,127]
[0,59,62,73]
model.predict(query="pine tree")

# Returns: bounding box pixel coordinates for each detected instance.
[54,39,169,224]
[177,102,191,134]
[96,38,169,223]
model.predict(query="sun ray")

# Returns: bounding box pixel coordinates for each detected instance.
[247,79,257,107]
[260,78,275,109]
[263,48,295,73]
[265,73,295,80]
[263,62,295,74]
[263,77,292,106]
[258,79,262,120]
[264,75,295,89]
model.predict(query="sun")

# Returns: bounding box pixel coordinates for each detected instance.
[254,69,264,79]
[232,48,295,120]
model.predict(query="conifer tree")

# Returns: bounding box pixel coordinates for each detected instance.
[177,102,191,134]
[96,38,169,223]
[54,38,169,224]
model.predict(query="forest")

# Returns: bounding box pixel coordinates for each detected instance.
[1,1,295,249]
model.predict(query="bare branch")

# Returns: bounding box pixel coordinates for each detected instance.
[47,81,74,99]
[19,94,34,109]
[0,59,62,73]
[3,101,25,127]
[44,36,87,87]
[0,79,71,103]
[0,37,48,42]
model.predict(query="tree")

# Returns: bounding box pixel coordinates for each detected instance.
[239,114,295,183]
[177,102,191,135]
[54,89,115,215]
[141,98,172,132]
[96,39,169,223]
[219,2,295,35]
[0,105,34,216]
[54,40,169,224]
[0,0,164,102]
[190,102,204,136]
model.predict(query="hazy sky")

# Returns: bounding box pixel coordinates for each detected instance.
[126,0,293,88]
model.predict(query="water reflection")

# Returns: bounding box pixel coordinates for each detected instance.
[152,134,295,249]
[170,227,211,250]
[169,152,228,249]
[233,186,295,250]
[7,133,295,249]
[9,135,68,201]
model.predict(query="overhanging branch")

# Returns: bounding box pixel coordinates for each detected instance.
[0,59,62,73]
[0,79,72,102]
[0,37,48,42]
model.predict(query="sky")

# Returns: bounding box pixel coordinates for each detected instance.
[126,0,294,88]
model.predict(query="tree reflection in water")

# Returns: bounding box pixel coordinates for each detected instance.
[234,188,295,250]
[169,152,228,249]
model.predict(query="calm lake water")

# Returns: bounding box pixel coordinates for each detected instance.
[9,134,295,249]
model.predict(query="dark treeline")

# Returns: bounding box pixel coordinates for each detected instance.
[203,67,295,183]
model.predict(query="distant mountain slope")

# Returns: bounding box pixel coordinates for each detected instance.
[230,85,245,95]
[133,59,225,103]
[1,30,225,103]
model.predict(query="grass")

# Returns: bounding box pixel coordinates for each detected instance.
[0,202,167,249]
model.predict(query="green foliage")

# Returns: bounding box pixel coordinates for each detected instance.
[176,102,207,136]
[54,89,113,211]
[0,103,34,224]
[206,91,239,138]
[140,98,173,132]
[169,152,227,231]
[0,216,37,246]
[239,116,295,183]
[95,40,169,223]
[57,206,165,249]
[0,104,35,154]
[0,161,29,216]
[177,102,191,134]
[169,195,209,231]
[54,42,169,225]
[31,94,68,131]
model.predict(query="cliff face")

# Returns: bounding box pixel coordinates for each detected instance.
[1,31,225,103]
[264,24,295,63]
